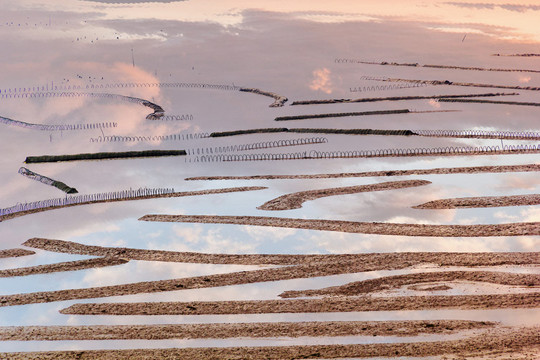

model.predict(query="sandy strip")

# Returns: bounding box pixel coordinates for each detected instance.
[0,186,266,222]
[0,249,35,259]
[279,271,540,298]
[439,98,540,107]
[258,180,431,211]
[0,327,538,359]
[4,252,538,307]
[382,77,540,91]
[0,320,493,341]
[139,214,540,237]
[0,258,128,278]
[185,163,540,180]
[415,194,540,209]
[1,327,538,360]
[60,293,540,315]
[22,238,540,267]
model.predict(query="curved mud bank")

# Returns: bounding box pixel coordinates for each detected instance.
[258,180,431,211]
[139,214,540,237]
[415,194,540,209]
[0,249,35,259]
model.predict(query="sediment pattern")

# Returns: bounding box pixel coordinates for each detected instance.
[279,271,540,298]
[1,327,537,360]
[258,179,431,211]
[0,320,492,340]
[185,163,540,180]
[22,238,540,267]
[274,109,410,121]
[139,214,540,237]
[415,194,540,209]
[0,249,35,259]
[438,98,540,107]
[59,293,540,315]
[0,257,128,278]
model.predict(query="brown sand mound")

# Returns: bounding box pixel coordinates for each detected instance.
[60,293,540,315]
[1,327,538,359]
[0,257,128,278]
[279,271,540,298]
[258,179,430,211]
[138,214,540,237]
[185,163,540,181]
[0,320,494,341]
[415,194,540,209]
[0,249,35,259]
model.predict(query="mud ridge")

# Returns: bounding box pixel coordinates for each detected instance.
[139,214,540,237]
[279,271,540,298]
[60,293,540,315]
[415,194,540,209]
[0,320,494,341]
[0,257,128,278]
[185,163,540,181]
[258,180,431,211]
[1,327,538,359]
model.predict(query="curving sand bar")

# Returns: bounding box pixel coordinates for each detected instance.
[185,163,540,181]
[0,320,492,341]
[0,327,538,360]
[279,271,540,298]
[415,194,540,209]
[138,214,540,237]
[22,238,540,267]
[0,249,35,259]
[60,293,540,315]
[0,257,128,278]
[258,180,430,211]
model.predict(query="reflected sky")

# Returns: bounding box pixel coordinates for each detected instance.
[0,0,538,353]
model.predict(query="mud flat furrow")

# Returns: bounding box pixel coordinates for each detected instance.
[60,293,540,315]
[0,257,128,278]
[0,249,35,259]
[290,92,517,105]
[415,194,540,209]
[4,253,538,307]
[22,238,540,267]
[186,163,540,181]
[258,180,431,211]
[0,320,493,341]
[0,186,266,222]
[1,327,538,359]
[139,214,540,237]
[280,271,540,298]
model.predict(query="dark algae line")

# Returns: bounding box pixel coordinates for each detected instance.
[25,150,187,163]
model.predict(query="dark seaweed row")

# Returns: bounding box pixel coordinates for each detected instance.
[275,109,410,121]
[25,150,187,163]
[210,128,414,137]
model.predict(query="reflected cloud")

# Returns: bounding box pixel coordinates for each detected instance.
[309,68,333,94]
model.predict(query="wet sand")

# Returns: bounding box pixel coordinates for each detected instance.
[279,271,540,298]
[258,180,431,211]
[22,238,540,268]
[0,249,35,259]
[0,320,493,341]
[0,257,128,278]
[139,214,540,237]
[60,293,540,315]
[1,326,535,359]
[415,194,540,209]
[185,163,540,181]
